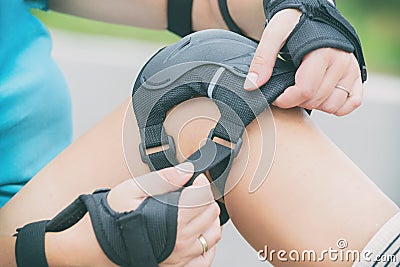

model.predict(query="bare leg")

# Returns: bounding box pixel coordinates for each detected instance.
[1,97,398,266]
[225,107,399,266]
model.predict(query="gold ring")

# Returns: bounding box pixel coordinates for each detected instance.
[198,234,209,255]
[335,85,352,97]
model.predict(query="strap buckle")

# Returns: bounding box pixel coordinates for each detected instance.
[207,128,243,158]
[139,135,176,166]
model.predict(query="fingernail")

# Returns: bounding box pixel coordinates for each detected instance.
[244,72,258,90]
[176,162,194,176]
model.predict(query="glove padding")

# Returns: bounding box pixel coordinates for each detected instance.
[263,0,367,82]
[15,189,181,267]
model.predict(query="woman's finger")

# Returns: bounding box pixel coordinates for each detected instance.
[178,174,215,225]
[174,209,220,262]
[244,9,301,90]
[199,218,222,252]
[334,77,363,116]
[179,201,220,240]
[107,162,194,213]
[315,85,348,114]
[133,162,194,197]
[316,57,360,114]
[273,50,329,108]
[300,49,350,110]
[185,246,217,267]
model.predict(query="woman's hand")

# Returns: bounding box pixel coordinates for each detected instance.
[244,9,363,116]
[160,174,221,267]
[110,164,222,267]
[46,164,221,267]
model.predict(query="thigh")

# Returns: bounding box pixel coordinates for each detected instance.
[225,107,399,266]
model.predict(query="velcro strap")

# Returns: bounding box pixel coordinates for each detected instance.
[117,208,158,266]
[213,119,244,144]
[185,141,234,225]
[185,141,232,186]
[79,191,162,267]
[118,193,181,265]
[15,220,49,267]
[284,17,354,66]
[46,197,88,232]
[260,60,296,102]
[168,0,193,37]
[141,124,169,149]
[147,150,178,170]
[264,0,367,82]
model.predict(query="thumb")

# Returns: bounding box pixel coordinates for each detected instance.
[107,163,194,212]
[244,9,301,90]
[179,174,214,208]
[192,173,211,187]
[132,162,194,198]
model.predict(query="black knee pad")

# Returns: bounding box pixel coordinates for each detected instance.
[132,29,297,226]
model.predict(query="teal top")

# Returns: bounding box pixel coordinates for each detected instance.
[0,0,72,207]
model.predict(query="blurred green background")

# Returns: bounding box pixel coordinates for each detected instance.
[33,0,400,75]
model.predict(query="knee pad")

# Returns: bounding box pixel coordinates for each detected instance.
[263,0,367,82]
[132,29,296,225]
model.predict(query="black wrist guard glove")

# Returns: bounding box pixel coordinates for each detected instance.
[14,189,181,267]
[263,0,367,82]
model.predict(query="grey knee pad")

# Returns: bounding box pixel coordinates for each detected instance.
[132,29,297,225]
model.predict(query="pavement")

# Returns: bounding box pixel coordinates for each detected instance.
[51,29,400,267]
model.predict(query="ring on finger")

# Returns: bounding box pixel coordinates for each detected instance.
[198,234,209,255]
[335,85,352,97]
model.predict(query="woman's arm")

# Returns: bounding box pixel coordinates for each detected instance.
[0,236,16,267]
[47,0,221,32]
[1,162,221,267]
[47,0,266,38]
[1,97,398,266]
[47,0,365,117]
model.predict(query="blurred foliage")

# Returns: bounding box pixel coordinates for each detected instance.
[336,0,400,75]
[33,1,400,75]
[31,10,179,45]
